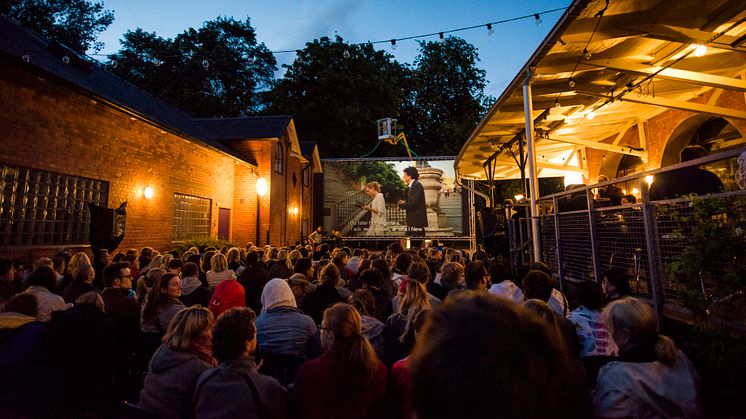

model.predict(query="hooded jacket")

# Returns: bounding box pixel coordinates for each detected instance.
[208,280,245,317]
[138,344,213,419]
[361,314,386,361]
[180,276,211,308]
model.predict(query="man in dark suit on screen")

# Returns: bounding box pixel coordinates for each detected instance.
[398,166,428,237]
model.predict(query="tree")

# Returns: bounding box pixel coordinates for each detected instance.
[265,36,409,158]
[400,37,492,156]
[109,16,276,117]
[1,0,114,53]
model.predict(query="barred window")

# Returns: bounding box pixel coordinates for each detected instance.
[173,193,211,241]
[274,142,284,174]
[0,164,108,246]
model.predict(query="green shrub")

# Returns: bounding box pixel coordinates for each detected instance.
[169,237,235,256]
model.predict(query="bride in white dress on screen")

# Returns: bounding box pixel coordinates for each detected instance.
[364,181,386,236]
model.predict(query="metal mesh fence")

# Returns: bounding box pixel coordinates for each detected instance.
[539,215,557,273]
[557,211,593,282]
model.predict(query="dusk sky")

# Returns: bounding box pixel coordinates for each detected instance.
[91,0,570,98]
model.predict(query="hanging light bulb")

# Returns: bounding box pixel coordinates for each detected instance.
[534,14,542,26]
[583,48,592,60]
[692,44,707,57]
[390,39,397,50]
[202,59,209,69]
[586,110,596,120]
[343,49,350,59]
[568,78,576,88]
[486,23,494,36]
[62,55,70,64]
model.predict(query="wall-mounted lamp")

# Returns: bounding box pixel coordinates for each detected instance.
[644,175,654,186]
[290,206,299,216]
[256,177,268,197]
[143,186,154,200]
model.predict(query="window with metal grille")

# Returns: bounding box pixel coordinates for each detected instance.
[0,164,108,246]
[274,142,284,174]
[172,193,211,241]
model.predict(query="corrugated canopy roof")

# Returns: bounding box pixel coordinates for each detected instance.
[456,0,746,181]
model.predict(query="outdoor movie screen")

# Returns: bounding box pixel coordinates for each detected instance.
[321,158,468,238]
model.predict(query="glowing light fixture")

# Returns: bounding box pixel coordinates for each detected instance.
[645,175,654,186]
[632,187,640,195]
[514,194,525,201]
[585,111,596,120]
[563,172,584,187]
[692,44,707,57]
[256,177,268,197]
[143,186,154,200]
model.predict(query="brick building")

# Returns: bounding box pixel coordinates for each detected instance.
[0,16,321,259]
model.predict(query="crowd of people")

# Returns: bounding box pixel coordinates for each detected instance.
[0,241,702,418]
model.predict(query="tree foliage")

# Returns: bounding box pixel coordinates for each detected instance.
[108,16,276,117]
[400,37,492,156]
[1,0,114,53]
[339,161,408,201]
[265,36,409,158]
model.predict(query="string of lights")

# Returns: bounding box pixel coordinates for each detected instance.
[82,6,567,59]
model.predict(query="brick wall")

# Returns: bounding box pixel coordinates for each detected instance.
[0,63,246,255]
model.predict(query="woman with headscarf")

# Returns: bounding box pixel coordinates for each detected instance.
[255,278,321,360]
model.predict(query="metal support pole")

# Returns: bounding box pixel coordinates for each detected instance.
[523,69,542,262]
[552,196,564,290]
[255,197,261,246]
[586,188,601,281]
[640,181,664,321]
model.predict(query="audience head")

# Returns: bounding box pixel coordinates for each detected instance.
[360,268,384,289]
[163,306,214,351]
[407,261,431,284]
[181,262,199,279]
[4,293,38,317]
[602,267,631,298]
[0,257,15,282]
[212,307,257,362]
[603,297,677,366]
[522,270,553,302]
[320,263,341,287]
[349,289,376,317]
[75,290,105,311]
[28,266,58,293]
[321,303,379,387]
[575,280,605,310]
[102,262,132,289]
[260,278,297,313]
[410,293,591,419]
[72,262,95,284]
[370,259,391,281]
[167,258,183,274]
[393,252,413,275]
[288,274,310,300]
[439,262,464,289]
[210,253,228,273]
[464,261,489,291]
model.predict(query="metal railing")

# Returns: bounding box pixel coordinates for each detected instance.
[334,189,371,230]
[509,148,746,332]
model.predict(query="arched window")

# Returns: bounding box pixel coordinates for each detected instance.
[274,142,284,174]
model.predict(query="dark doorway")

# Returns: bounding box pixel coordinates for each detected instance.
[218,208,231,240]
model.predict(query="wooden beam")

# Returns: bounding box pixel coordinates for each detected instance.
[586,59,746,92]
[545,136,648,158]
[612,120,634,145]
[619,94,746,120]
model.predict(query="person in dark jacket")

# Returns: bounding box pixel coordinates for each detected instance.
[180,262,211,307]
[39,291,119,415]
[359,268,393,323]
[0,293,44,368]
[301,264,345,325]
[238,251,271,314]
[398,166,428,236]
[138,306,216,419]
[194,307,289,419]
[61,262,95,304]
[649,145,724,201]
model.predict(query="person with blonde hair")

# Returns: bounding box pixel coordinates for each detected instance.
[593,297,701,418]
[138,306,217,419]
[206,253,236,290]
[293,303,388,419]
[363,181,387,236]
[384,269,431,366]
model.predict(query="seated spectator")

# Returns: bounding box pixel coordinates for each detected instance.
[167,258,184,276]
[23,265,66,322]
[530,261,568,316]
[180,262,211,308]
[391,253,413,287]
[194,307,288,419]
[349,289,386,361]
[594,297,701,418]
[384,270,431,366]
[0,257,19,310]
[428,261,463,302]
[523,299,580,356]
[359,268,393,323]
[301,264,345,325]
[294,303,388,419]
[209,279,245,318]
[136,267,165,305]
[602,267,631,303]
[268,250,293,280]
[141,273,186,335]
[346,258,370,292]
[410,292,592,419]
[238,251,271,314]
[567,280,618,358]
[206,253,236,290]
[288,273,313,306]
[371,258,397,299]
[256,278,321,359]
[487,261,523,303]
[39,291,119,415]
[138,307,217,419]
[100,261,140,365]
[462,260,490,292]
[393,262,441,311]
[0,293,44,368]
[62,262,95,304]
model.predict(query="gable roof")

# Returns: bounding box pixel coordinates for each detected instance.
[0,16,302,168]
[300,141,323,173]
[193,115,293,141]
